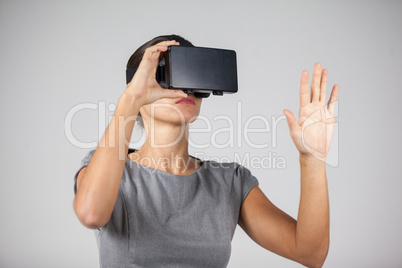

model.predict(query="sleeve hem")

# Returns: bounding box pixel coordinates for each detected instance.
[73,165,88,195]
[240,179,259,206]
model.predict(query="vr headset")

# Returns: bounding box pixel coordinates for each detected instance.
[126,46,238,98]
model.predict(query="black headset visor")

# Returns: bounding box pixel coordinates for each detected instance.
[126,46,238,98]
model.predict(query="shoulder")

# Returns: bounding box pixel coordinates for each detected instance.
[201,158,259,206]
[202,158,257,183]
[202,158,241,174]
[201,156,253,173]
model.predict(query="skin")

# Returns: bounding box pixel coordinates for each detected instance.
[239,64,338,268]
[73,40,339,268]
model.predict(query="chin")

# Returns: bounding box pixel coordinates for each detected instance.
[162,112,199,125]
[141,97,201,126]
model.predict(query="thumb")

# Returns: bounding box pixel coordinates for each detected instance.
[283,109,298,132]
[161,88,188,99]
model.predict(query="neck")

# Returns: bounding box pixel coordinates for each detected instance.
[135,120,196,173]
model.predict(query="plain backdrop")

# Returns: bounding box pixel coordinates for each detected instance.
[1,0,401,267]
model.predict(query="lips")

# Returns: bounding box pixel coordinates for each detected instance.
[176,95,195,105]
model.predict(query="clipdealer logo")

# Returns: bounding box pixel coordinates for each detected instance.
[65,100,338,168]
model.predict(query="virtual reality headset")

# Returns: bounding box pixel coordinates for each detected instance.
[126,46,238,98]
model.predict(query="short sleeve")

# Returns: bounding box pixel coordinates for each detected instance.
[233,164,259,205]
[73,149,96,195]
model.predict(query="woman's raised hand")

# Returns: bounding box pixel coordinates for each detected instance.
[124,40,188,106]
[283,63,339,162]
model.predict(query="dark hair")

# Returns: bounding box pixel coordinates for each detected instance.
[127,34,194,128]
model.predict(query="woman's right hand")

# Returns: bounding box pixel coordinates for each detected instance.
[123,40,188,106]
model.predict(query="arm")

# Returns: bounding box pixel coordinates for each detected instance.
[73,40,188,229]
[73,95,141,229]
[239,63,339,267]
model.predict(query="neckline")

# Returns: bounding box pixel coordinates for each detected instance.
[126,149,205,177]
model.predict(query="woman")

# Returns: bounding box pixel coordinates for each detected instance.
[73,34,339,267]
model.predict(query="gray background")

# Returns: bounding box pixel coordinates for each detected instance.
[1,0,401,267]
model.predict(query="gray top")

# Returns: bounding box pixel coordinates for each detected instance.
[74,149,259,268]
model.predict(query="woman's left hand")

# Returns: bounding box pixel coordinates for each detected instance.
[283,63,339,162]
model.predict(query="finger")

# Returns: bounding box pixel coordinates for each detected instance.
[140,41,181,79]
[141,45,170,71]
[300,70,310,107]
[327,84,339,114]
[155,40,180,47]
[283,109,299,134]
[143,40,180,64]
[320,69,328,104]
[143,40,179,58]
[147,41,179,56]
[145,45,169,58]
[311,63,322,103]
[151,45,170,62]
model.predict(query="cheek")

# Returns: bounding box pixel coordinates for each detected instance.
[140,98,171,115]
[142,104,189,121]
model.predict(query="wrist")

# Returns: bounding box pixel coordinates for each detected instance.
[116,92,143,117]
[119,91,145,107]
[299,153,326,166]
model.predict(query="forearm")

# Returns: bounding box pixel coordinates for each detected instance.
[74,93,141,228]
[295,155,329,267]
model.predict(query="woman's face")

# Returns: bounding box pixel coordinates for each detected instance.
[140,93,202,127]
